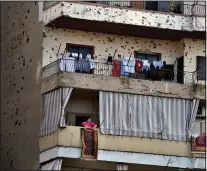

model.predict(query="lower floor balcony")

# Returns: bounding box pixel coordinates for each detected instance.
[39,88,206,170]
[39,126,206,170]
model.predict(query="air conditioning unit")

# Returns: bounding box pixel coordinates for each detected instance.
[197,106,206,118]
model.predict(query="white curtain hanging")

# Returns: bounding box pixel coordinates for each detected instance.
[40,159,62,170]
[99,91,200,141]
[40,89,61,136]
[59,88,73,128]
[59,55,75,72]
[188,99,200,138]
[117,163,128,170]
[40,87,73,136]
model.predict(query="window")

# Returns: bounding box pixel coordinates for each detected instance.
[75,116,90,127]
[135,52,160,63]
[196,56,206,80]
[66,44,94,59]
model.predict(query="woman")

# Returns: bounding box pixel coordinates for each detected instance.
[81,117,97,129]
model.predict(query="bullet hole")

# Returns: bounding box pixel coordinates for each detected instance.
[15,120,18,126]
[26,37,30,43]
[27,9,30,13]
[23,59,25,67]
[43,32,47,38]
[10,159,13,167]
[54,38,58,41]
[25,16,27,19]
[17,90,20,94]
[15,108,18,116]
[8,6,10,9]
[21,86,23,90]
[52,47,54,51]
[22,76,24,80]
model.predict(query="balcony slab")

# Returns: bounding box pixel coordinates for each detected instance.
[41,71,205,100]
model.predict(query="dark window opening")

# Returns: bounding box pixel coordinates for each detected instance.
[66,44,93,59]
[75,116,90,127]
[196,56,206,81]
[135,53,160,63]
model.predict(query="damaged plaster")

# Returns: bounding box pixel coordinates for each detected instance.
[1,2,42,170]
[43,2,205,32]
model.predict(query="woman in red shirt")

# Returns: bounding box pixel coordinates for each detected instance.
[81,117,97,129]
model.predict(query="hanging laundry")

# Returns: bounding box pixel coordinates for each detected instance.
[80,55,90,73]
[112,60,121,77]
[157,60,163,69]
[107,56,113,64]
[153,61,158,68]
[59,55,75,72]
[121,57,129,76]
[136,60,143,72]
[128,58,135,74]
[142,60,150,71]
[153,60,163,69]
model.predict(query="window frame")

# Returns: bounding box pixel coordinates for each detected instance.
[196,56,206,81]
[66,43,95,57]
[134,51,161,62]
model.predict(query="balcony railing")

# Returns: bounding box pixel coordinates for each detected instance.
[42,58,199,85]
[43,1,205,17]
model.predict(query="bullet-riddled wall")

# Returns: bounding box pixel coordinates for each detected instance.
[1,2,42,170]
[43,27,179,67]
[43,27,205,75]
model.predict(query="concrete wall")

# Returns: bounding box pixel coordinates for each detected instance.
[1,2,43,170]
[43,2,205,32]
[43,27,180,67]
[43,28,205,76]
[183,38,205,72]
[39,126,193,157]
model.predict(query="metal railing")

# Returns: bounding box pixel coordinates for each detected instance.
[43,1,205,17]
[42,58,199,85]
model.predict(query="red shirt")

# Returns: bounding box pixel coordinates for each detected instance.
[112,60,121,77]
[136,60,143,72]
[81,121,97,128]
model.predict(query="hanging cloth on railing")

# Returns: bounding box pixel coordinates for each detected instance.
[117,164,128,170]
[59,88,73,128]
[59,54,75,72]
[39,159,62,170]
[40,87,73,136]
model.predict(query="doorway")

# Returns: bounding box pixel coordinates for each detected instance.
[177,56,184,84]
[75,116,90,127]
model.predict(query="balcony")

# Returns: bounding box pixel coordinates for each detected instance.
[41,58,205,100]
[43,1,205,17]
[39,126,205,162]
[43,1,205,40]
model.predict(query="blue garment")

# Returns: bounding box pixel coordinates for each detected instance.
[157,61,163,69]
[121,60,129,76]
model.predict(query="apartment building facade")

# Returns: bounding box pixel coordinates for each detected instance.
[40,1,206,170]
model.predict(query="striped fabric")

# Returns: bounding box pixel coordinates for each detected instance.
[40,87,73,136]
[117,164,128,170]
[59,56,75,72]
[99,91,199,141]
[40,159,62,170]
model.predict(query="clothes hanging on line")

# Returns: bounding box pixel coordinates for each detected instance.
[59,56,75,72]
[127,58,135,74]
[121,58,129,76]
[136,60,143,72]
[112,60,121,77]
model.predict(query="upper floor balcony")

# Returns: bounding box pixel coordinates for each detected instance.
[41,57,205,100]
[43,1,205,40]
